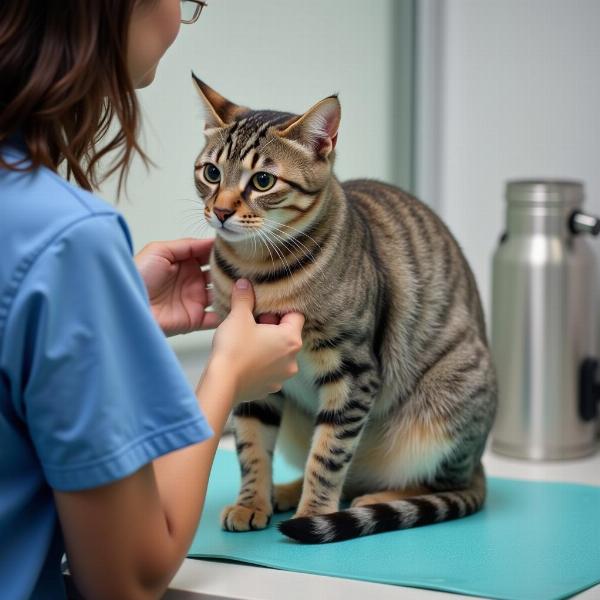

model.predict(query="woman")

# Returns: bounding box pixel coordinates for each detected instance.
[0,1,305,598]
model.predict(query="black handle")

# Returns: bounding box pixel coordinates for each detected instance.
[579,358,600,421]
[570,212,600,236]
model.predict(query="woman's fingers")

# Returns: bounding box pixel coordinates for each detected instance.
[187,238,214,265]
[156,237,214,265]
[279,311,305,334]
[199,311,222,330]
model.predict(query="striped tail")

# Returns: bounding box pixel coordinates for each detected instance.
[278,467,486,544]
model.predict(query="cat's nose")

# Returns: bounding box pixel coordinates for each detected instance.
[213,207,234,223]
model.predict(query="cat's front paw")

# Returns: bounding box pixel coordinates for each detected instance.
[221,504,272,532]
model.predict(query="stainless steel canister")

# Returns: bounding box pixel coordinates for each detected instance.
[491,180,600,460]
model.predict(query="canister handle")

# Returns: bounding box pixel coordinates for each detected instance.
[570,212,600,236]
[580,358,600,421]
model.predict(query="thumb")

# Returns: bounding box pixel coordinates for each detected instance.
[230,278,255,315]
[279,311,305,334]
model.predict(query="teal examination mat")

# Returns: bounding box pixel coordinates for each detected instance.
[188,449,600,600]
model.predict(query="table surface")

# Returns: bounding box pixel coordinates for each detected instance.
[165,435,600,600]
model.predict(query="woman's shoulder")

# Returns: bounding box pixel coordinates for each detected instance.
[1,145,121,226]
[0,149,134,306]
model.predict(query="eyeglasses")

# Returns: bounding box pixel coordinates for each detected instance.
[180,0,207,24]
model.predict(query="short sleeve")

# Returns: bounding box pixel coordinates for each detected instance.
[6,214,213,491]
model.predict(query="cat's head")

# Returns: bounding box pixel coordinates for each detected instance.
[192,74,340,244]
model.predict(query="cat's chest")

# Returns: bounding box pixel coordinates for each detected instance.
[281,349,322,414]
[213,278,302,319]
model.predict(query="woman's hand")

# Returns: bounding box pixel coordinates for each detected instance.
[134,238,220,336]
[206,279,305,404]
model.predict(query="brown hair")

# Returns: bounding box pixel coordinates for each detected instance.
[0,0,149,192]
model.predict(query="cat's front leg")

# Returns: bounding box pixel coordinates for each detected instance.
[221,397,282,531]
[295,357,378,517]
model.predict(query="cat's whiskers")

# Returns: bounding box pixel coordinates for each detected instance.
[255,227,290,278]
[176,198,205,215]
[267,222,313,256]
[267,229,312,276]
[262,216,322,251]
[265,223,327,284]
[269,229,310,261]
[248,228,261,260]
[261,229,294,280]
[176,197,213,237]
[175,196,203,205]
[178,207,206,223]
[247,228,257,258]
[267,227,326,284]
[180,214,212,238]
[179,205,204,215]
[255,228,277,274]
[178,212,205,228]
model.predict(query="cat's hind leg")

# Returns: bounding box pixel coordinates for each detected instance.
[221,397,282,532]
[350,486,431,508]
[273,478,303,513]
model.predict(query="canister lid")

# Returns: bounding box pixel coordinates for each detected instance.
[506,180,584,205]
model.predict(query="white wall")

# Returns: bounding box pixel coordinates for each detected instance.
[98,0,413,352]
[431,0,600,321]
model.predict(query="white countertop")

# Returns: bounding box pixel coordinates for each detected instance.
[165,436,600,600]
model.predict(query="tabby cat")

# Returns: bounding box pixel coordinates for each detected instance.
[192,74,497,544]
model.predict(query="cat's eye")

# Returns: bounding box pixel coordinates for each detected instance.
[251,172,277,192]
[204,163,221,184]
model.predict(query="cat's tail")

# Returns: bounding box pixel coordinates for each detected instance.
[278,465,486,544]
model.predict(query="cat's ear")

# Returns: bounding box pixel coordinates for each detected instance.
[278,95,341,158]
[191,73,246,129]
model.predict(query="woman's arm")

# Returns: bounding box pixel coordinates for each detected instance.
[54,280,303,600]
[54,363,234,600]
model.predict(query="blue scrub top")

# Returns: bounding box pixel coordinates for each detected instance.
[0,141,213,599]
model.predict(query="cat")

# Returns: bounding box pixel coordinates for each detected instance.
[191,74,497,544]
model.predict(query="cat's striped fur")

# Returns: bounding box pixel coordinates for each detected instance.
[192,75,497,544]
